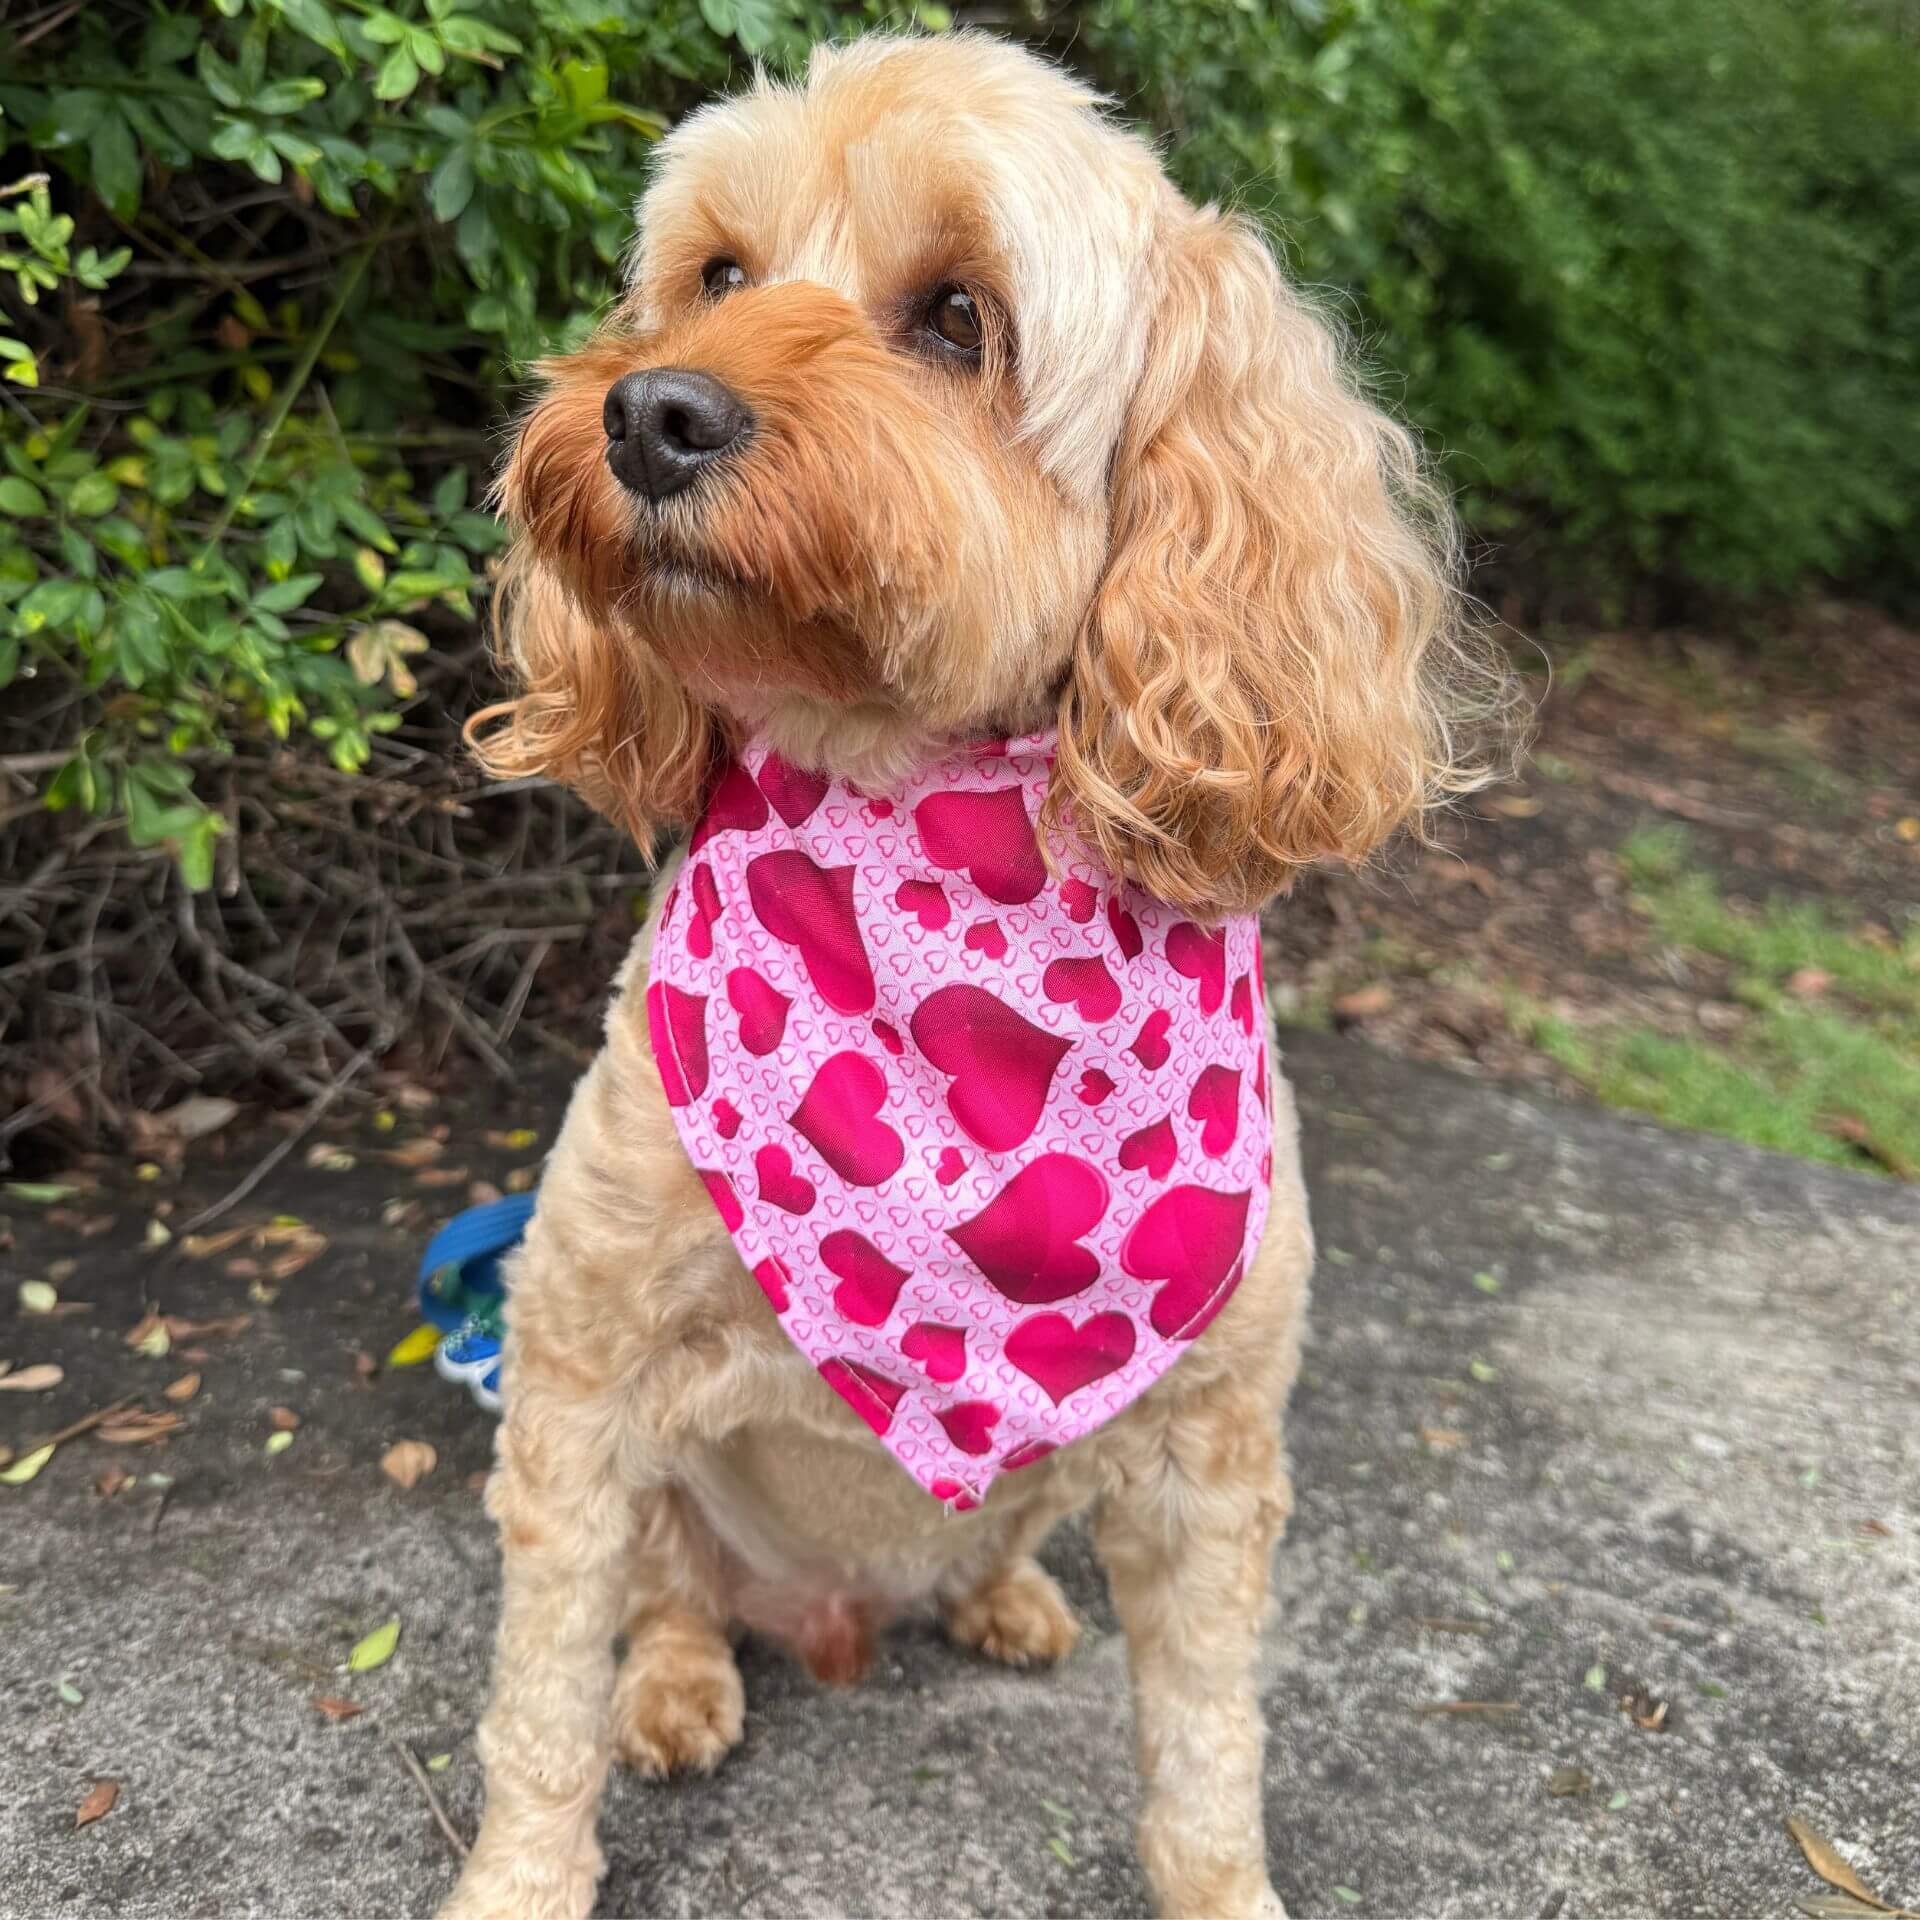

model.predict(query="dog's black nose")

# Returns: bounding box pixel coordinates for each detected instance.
[604,369,752,501]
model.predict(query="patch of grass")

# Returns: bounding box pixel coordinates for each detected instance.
[1523,832,1920,1177]
[1621,825,1920,1016]
[1529,1002,1920,1177]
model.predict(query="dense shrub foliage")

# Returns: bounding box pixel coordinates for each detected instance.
[0,0,894,880]
[1068,0,1920,604]
[0,0,1915,886]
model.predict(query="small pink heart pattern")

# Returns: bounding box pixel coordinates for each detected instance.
[648,731,1272,1509]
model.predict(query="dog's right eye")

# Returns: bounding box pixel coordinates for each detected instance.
[702,257,747,298]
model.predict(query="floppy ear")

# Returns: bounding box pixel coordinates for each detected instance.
[464,547,724,845]
[1046,206,1503,916]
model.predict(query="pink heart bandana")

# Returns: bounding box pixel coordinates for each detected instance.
[647,732,1272,1508]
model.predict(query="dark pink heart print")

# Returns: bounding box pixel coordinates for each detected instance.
[747,850,875,1015]
[1166,921,1228,1015]
[1004,1311,1137,1404]
[910,984,1071,1152]
[756,752,830,827]
[790,1051,904,1187]
[913,786,1047,904]
[1119,1183,1253,1337]
[1187,1064,1241,1158]
[726,966,790,1056]
[646,980,708,1107]
[947,1153,1108,1303]
[689,761,769,850]
[820,1230,910,1327]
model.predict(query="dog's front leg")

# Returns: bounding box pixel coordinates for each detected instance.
[1095,1399,1294,1920]
[440,1376,640,1920]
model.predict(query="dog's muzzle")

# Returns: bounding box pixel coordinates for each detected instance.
[604,368,753,502]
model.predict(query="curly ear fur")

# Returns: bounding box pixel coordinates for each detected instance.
[464,547,725,845]
[1046,206,1509,917]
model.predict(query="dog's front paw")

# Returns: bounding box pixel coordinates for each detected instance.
[945,1557,1080,1668]
[613,1625,745,1778]
[437,1849,599,1920]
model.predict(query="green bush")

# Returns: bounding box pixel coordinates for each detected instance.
[1068,0,1920,604]
[0,0,903,881]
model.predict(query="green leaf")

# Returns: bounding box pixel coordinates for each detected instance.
[347,1618,400,1671]
[42,752,94,811]
[272,0,347,56]
[374,46,419,101]
[703,0,782,52]
[89,114,143,219]
[65,472,118,517]
[255,572,323,613]
[429,146,475,222]
[0,477,47,517]
[255,78,327,115]
[178,811,224,892]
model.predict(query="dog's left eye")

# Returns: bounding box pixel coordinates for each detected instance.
[702,257,748,297]
[925,287,983,357]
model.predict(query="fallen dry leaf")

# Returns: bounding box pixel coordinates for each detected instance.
[466,1181,503,1206]
[180,1225,253,1260]
[1333,985,1394,1020]
[270,1406,301,1432]
[1788,967,1834,998]
[1546,1764,1593,1798]
[163,1313,250,1342]
[382,1137,445,1168]
[123,1309,167,1352]
[1819,1114,1918,1180]
[504,1165,539,1193]
[93,1467,134,1497]
[381,1439,437,1489]
[45,1210,114,1237]
[1622,1687,1671,1732]
[0,1364,64,1392]
[151,1094,239,1142]
[1784,1815,1910,1915]
[412,1166,470,1189]
[1487,792,1543,818]
[1419,1426,1466,1450]
[74,1779,118,1828]
[0,1443,55,1484]
[96,1410,184,1447]
[162,1372,201,1403]
[485,1127,540,1151]
[347,1618,400,1672]
[311,1695,365,1721]
[1861,1519,1893,1539]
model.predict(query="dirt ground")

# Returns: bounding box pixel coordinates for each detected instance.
[1264,603,1920,1151]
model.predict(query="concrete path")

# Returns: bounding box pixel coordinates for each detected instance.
[3,1030,1915,1918]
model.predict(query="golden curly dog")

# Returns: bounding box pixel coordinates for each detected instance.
[443,32,1499,1920]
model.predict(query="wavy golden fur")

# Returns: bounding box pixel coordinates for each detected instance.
[441,35,1510,1920]
[469,33,1506,911]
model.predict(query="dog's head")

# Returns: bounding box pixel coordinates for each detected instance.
[474,32,1502,913]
